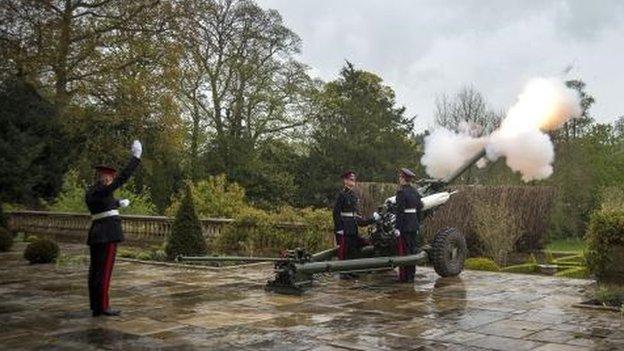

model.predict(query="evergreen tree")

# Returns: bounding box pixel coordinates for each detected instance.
[0,77,72,205]
[165,183,207,260]
[300,62,420,206]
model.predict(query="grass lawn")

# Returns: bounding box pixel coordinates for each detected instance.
[547,238,586,253]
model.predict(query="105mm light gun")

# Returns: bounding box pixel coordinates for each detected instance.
[178,148,487,294]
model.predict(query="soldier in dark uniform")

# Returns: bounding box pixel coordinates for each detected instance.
[332,171,375,279]
[394,168,424,283]
[85,140,142,316]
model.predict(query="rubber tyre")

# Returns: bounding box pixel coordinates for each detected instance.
[431,227,467,277]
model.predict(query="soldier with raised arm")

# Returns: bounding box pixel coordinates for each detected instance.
[85,140,142,316]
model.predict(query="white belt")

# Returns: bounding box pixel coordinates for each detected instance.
[404,208,417,213]
[340,212,356,217]
[92,209,120,220]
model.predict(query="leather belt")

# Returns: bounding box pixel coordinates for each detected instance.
[404,208,417,213]
[340,212,356,217]
[92,209,120,220]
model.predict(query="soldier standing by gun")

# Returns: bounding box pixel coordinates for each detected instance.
[332,171,377,279]
[395,168,424,283]
[85,140,142,316]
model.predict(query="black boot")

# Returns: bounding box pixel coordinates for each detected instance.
[101,308,121,316]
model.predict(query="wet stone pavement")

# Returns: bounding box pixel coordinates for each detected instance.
[1,243,623,351]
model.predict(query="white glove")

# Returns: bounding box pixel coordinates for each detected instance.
[119,199,131,208]
[394,229,401,237]
[336,230,344,236]
[131,140,142,159]
[373,212,381,221]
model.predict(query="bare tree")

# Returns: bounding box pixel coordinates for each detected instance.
[434,85,501,136]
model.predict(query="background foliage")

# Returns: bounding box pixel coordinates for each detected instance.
[1,0,623,254]
[49,170,157,215]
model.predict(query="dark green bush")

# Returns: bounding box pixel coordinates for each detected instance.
[0,227,14,252]
[0,202,8,228]
[23,238,59,264]
[464,257,500,272]
[165,184,207,260]
[585,210,624,283]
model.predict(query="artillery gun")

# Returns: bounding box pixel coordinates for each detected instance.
[179,148,487,294]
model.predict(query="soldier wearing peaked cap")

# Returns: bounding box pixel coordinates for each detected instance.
[394,167,424,283]
[85,140,142,317]
[332,171,374,279]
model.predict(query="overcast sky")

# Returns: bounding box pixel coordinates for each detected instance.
[258,0,624,131]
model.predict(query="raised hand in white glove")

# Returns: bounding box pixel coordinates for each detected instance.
[372,212,381,221]
[119,199,131,208]
[394,229,401,237]
[336,230,344,236]
[131,140,143,159]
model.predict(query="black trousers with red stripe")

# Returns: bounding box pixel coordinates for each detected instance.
[396,231,420,282]
[88,242,117,313]
[338,234,368,260]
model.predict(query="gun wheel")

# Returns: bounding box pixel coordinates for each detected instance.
[431,227,466,277]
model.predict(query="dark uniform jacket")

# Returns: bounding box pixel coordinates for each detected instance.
[396,184,424,233]
[333,187,362,236]
[85,157,140,245]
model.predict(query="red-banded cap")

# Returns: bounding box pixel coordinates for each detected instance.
[341,171,357,180]
[95,165,117,175]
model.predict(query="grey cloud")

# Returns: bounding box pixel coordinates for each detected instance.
[259,0,624,131]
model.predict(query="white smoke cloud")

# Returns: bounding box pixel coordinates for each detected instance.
[421,78,581,182]
[486,129,554,182]
[499,78,582,133]
[421,128,486,179]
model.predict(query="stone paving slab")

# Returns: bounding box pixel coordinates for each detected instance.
[1,243,623,350]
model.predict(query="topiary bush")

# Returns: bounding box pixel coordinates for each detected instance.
[165,183,207,260]
[23,238,60,264]
[585,210,624,284]
[0,227,14,252]
[464,257,500,272]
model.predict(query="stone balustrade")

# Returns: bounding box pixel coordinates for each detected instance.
[6,210,311,246]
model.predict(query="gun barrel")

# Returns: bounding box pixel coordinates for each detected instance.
[441,147,486,185]
[292,251,428,274]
